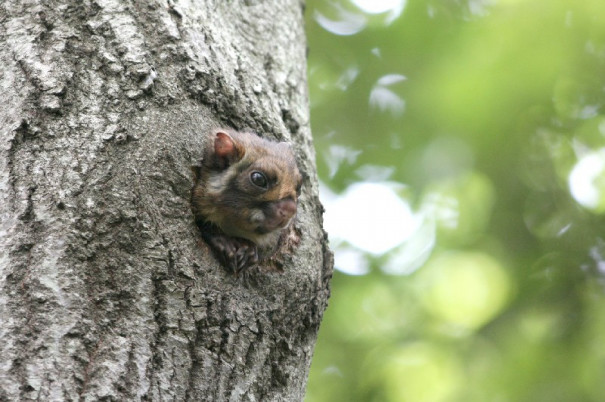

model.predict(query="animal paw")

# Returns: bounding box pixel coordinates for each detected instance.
[205,233,259,274]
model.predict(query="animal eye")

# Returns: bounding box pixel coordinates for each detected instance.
[250,171,268,188]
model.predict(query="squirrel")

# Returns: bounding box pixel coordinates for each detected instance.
[191,129,303,274]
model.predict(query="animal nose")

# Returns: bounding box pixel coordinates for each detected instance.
[277,199,297,219]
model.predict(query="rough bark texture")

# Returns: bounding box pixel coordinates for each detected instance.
[0,1,332,400]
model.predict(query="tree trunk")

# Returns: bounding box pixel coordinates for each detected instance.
[0,1,332,400]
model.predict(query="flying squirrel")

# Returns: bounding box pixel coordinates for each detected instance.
[191,129,303,274]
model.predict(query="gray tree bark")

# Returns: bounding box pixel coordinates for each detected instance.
[0,1,332,400]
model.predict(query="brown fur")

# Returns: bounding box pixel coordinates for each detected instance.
[191,129,302,273]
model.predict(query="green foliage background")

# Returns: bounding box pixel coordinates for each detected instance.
[305,0,605,401]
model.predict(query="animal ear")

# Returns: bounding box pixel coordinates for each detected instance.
[214,131,245,168]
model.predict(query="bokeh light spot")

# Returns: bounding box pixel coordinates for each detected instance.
[352,0,405,15]
[314,3,367,36]
[418,251,511,331]
[382,342,462,402]
[322,182,419,256]
[569,148,605,212]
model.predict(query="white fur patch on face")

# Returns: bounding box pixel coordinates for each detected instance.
[207,168,237,196]
[249,208,265,224]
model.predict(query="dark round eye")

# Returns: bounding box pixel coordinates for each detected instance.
[250,171,268,188]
